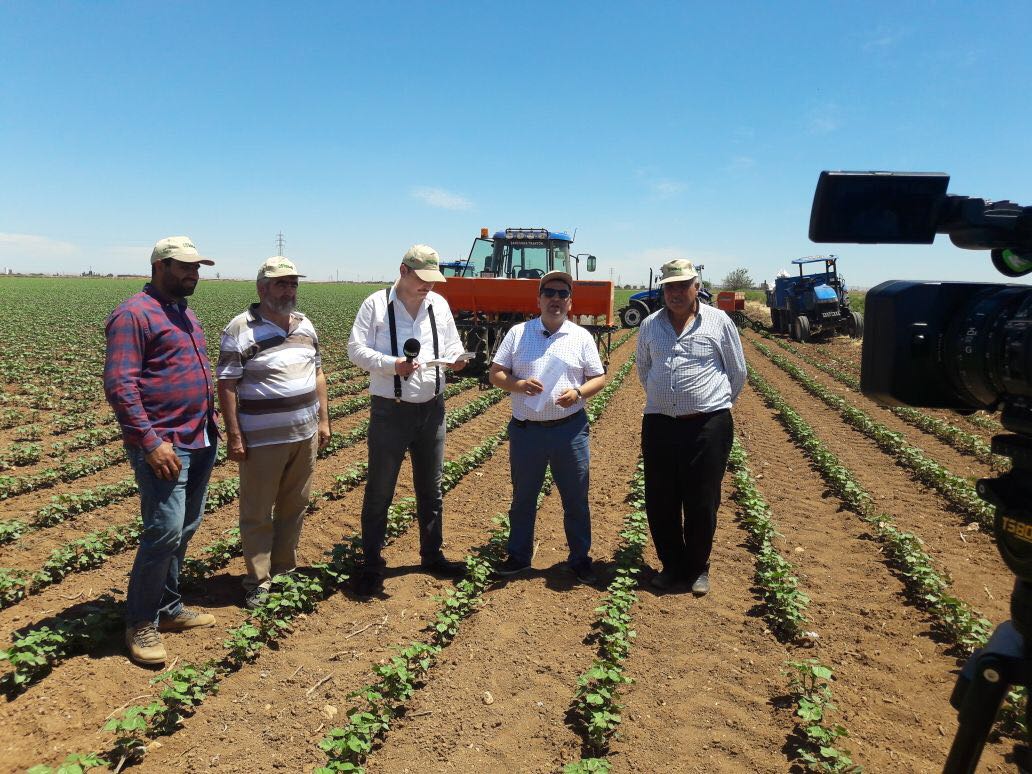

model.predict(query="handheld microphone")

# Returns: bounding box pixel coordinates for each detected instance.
[403,338,420,380]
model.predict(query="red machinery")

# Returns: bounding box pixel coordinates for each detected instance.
[434,228,617,376]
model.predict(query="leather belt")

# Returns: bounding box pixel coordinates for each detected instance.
[674,410,720,420]
[512,409,585,429]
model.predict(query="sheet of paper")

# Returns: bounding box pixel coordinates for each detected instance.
[524,354,568,412]
[423,351,475,367]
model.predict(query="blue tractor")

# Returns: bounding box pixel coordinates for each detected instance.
[765,255,863,342]
[618,264,711,327]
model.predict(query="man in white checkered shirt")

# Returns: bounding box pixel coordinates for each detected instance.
[489,271,607,584]
[636,259,746,596]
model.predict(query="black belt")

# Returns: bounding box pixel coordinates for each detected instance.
[512,409,585,429]
[672,409,726,421]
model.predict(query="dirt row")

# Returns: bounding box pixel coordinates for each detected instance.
[7,324,1022,772]
[0,381,509,769]
[0,377,394,568]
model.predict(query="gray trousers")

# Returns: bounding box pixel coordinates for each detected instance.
[360,394,446,571]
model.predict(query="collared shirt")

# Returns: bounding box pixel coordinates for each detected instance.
[104,284,215,453]
[347,285,465,403]
[216,304,322,448]
[492,317,605,422]
[636,304,747,416]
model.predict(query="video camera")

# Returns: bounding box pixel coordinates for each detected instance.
[809,171,1032,772]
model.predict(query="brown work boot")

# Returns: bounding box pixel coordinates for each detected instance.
[125,622,166,665]
[158,607,216,632]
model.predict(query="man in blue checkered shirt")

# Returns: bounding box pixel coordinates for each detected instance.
[636,259,746,596]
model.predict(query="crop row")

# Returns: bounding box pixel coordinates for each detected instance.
[318,341,638,773]
[0,380,484,607]
[28,413,517,773]
[0,383,505,700]
[0,445,124,500]
[748,339,996,527]
[563,462,647,773]
[746,364,993,653]
[728,437,857,771]
[759,333,1005,469]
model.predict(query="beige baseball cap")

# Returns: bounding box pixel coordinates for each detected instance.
[539,270,574,291]
[402,244,447,283]
[657,259,699,284]
[257,256,305,279]
[150,236,214,266]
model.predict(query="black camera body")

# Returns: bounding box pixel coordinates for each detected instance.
[809,171,1032,431]
[811,171,1032,772]
[861,279,1032,415]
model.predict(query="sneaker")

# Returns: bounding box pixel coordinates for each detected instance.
[244,586,270,611]
[649,568,680,592]
[494,556,531,577]
[353,570,384,598]
[571,561,598,585]
[690,571,711,597]
[158,607,216,631]
[420,556,466,578]
[125,622,166,665]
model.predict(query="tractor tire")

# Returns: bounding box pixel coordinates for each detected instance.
[849,311,864,339]
[793,315,811,343]
[770,310,782,333]
[620,303,646,328]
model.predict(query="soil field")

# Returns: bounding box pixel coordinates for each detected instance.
[0,277,1019,773]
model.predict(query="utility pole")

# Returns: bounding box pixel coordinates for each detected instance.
[276,232,286,256]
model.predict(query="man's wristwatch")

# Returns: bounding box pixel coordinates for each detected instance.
[574,386,584,401]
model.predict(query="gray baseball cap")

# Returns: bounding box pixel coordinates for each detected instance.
[657,259,699,284]
[257,256,305,279]
[150,236,214,266]
[402,244,447,283]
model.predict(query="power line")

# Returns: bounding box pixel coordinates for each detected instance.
[276,232,285,256]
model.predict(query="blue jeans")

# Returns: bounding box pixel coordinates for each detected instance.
[507,410,591,568]
[125,443,218,625]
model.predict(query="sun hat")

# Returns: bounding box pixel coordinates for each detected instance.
[657,259,699,285]
[150,236,214,266]
[257,256,305,279]
[538,270,574,291]
[402,244,447,283]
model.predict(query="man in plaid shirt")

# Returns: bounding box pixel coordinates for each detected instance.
[104,236,220,666]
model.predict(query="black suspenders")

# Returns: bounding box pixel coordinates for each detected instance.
[385,288,439,403]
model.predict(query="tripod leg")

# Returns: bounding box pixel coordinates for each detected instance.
[945,656,1011,774]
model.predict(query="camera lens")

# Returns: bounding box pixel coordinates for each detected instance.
[945,287,1032,409]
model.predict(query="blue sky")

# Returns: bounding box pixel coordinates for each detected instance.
[2,1,1030,288]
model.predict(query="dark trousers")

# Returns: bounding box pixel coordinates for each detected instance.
[360,394,446,572]
[641,410,733,577]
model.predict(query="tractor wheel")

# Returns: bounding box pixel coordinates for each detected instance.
[620,303,646,328]
[770,310,781,333]
[793,315,811,343]
[849,311,864,339]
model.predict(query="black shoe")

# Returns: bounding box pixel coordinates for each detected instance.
[421,556,466,578]
[649,568,680,592]
[570,561,598,585]
[243,586,269,611]
[494,556,531,577]
[690,571,710,597]
[353,570,384,598]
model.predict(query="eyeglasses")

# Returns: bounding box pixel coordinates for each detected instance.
[540,287,571,299]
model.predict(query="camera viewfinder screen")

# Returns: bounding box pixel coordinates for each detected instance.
[809,171,950,244]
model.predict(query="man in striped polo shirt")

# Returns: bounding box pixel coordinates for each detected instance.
[216,257,331,610]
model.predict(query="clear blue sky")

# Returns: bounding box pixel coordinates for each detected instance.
[2,1,1030,288]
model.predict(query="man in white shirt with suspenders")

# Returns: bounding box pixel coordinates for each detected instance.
[347,245,468,597]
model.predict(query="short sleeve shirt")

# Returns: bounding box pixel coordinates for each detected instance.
[493,318,605,421]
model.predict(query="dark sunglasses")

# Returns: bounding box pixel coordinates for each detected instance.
[540,287,571,299]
